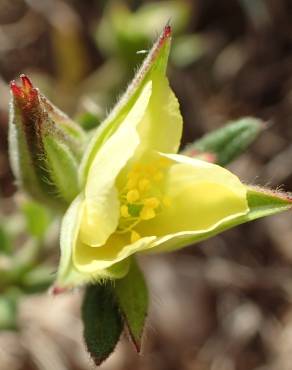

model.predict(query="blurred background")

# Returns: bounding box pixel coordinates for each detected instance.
[1,0,292,369]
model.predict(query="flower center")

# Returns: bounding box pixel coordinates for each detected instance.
[117,159,170,243]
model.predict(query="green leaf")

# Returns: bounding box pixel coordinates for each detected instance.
[21,265,54,293]
[171,34,206,67]
[152,186,292,254]
[182,117,264,166]
[96,1,189,64]
[0,224,12,254]
[133,2,190,37]
[82,284,123,366]
[21,200,51,240]
[77,111,101,131]
[114,258,148,352]
[0,293,18,330]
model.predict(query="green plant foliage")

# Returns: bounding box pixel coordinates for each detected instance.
[0,293,18,330]
[43,136,79,203]
[96,1,190,64]
[114,258,148,352]
[0,224,12,255]
[182,117,264,165]
[21,265,54,293]
[9,75,85,210]
[171,34,207,67]
[246,187,292,219]
[21,200,52,240]
[82,284,123,366]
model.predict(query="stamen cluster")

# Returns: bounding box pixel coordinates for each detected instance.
[118,159,170,242]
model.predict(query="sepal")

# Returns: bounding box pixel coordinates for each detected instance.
[81,259,149,365]
[9,75,85,209]
[82,283,123,366]
[114,258,148,352]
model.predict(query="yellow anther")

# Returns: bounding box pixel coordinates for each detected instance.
[144,197,160,209]
[120,205,130,218]
[138,178,150,192]
[154,171,163,182]
[145,164,156,175]
[126,178,137,190]
[140,206,156,220]
[130,230,141,243]
[163,196,171,207]
[119,161,168,232]
[126,189,140,203]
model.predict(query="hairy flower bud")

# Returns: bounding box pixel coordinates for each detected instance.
[9,75,85,209]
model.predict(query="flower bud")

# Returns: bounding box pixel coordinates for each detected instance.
[9,75,85,209]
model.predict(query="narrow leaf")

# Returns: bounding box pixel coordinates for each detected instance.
[21,200,51,240]
[182,117,264,166]
[82,284,123,366]
[0,295,18,330]
[0,224,12,254]
[114,259,148,352]
[21,265,54,293]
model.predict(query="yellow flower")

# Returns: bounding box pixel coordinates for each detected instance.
[56,27,249,288]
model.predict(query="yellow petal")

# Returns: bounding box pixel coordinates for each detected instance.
[73,233,156,272]
[57,195,84,284]
[79,26,172,183]
[135,75,183,160]
[56,196,131,288]
[80,81,152,247]
[137,153,249,250]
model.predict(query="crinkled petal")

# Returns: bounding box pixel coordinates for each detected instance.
[73,234,156,273]
[80,81,152,247]
[137,153,249,251]
[56,196,131,288]
[57,195,83,282]
[56,195,93,287]
[56,255,130,289]
[134,74,183,159]
[79,26,172,183]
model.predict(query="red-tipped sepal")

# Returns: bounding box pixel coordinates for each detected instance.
[9,75,85,209]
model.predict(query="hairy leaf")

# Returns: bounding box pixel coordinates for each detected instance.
[115,259,148,352]
[82,284,123,366]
